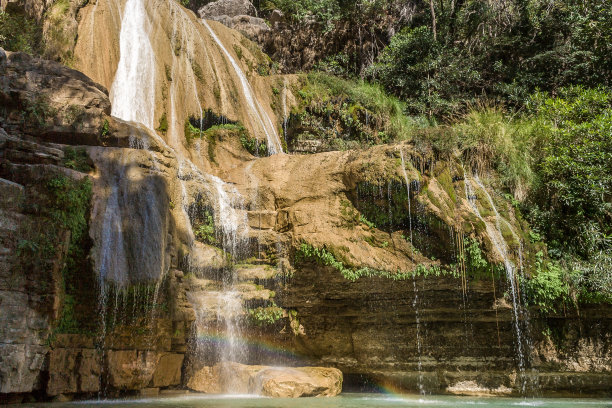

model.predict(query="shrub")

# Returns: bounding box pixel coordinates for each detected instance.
[248,302,284,325]
[0,10,42,54]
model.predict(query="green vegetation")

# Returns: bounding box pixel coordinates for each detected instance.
[240,133,268,156]
[0,9,42,54]
[194,209,218,246]
[46,175,94,334]
[21,95,57,128]
[42,0,76,65]
[273,0,612,119]
[157,113,169,134]
[184,119,202,146]
[100,119,110,137]
[295,242,451,282]
[261,0,388,33]
[289,72,427,151]
[355,180,410,231]
[63,147,92,173]
[248,302,285,326]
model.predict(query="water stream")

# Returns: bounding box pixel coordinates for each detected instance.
[463,171,528,386]
[110,0,156,128]
[202,20,283,155]
[399,148,413,246]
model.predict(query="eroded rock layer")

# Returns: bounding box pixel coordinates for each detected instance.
[0,0,611,401]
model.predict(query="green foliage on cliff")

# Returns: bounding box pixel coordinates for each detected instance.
[525,87,612,261]
[47,175,92,243]
[0,10,42,54]
[248,302,284,326]
[295,242,449,282]
[522,252,572,313]
[194,209,218,246]
[46,175,95,334]
[367,0,612,118]
[354,180,410,231]
[288,72,427,151]
[63,147,93,173]
[240,133,268,156]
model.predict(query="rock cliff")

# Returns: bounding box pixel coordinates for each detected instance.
[0,0,610,402]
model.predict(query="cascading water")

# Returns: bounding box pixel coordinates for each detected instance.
[202,20,283,155]
[399,148,413,246]
[282,78,289,147]
[412,278,424,395]
[464,171,529,389]
[110,0,156,128]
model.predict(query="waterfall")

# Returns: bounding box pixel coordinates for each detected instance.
[463,171,528,383]
[282,78,289,147]
[202,20,283,155]
[412,278,424,394]
[399,148,413,246]
[110,0,156,128]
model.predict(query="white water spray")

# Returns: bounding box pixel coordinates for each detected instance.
[110,0,156,128]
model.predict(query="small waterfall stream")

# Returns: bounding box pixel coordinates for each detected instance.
[399,148,413,246]
[463,170,529,387]
[202,20,283,155]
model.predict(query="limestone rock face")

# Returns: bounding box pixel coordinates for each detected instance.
[107,351,160,390]
[187,362,342,397]
[198,0,256,19]
[0,51,110,141]
[152,353,184,388]
[47,348,101,396]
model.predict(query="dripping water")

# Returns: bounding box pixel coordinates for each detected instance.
[399,148,413,246]
[464,170,530,392]
[413,278,424,395]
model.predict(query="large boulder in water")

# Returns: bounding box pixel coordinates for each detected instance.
[198,0,256,19]
[252,367,343,397]
[187,362,343,397]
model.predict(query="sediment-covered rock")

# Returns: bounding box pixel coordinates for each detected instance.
[187,362,342,397]
[253,367,343,397]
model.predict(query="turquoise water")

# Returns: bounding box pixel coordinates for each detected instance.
[21,393,612,408]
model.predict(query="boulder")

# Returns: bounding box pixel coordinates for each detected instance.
[187,362,342,397]
[106,350,160,390]
[188,241,229,273]
[206,15,270,39]
[268,9,284,27]
[186,366,222,393]
[252,367,343,397]
[0,47,6,68]
[152,353,184,387]
[0,51,110,139]
[198,0,256,19]
[0,343,47,393]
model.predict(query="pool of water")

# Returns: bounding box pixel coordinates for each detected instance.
[18,393,612,408]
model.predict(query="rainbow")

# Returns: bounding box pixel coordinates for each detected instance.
[191,333,308,364]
